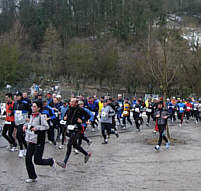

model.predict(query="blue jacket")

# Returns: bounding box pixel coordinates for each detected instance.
[87,101,99,116]
[60,105,68,120]
[176,103,186,113]
[167,102,174,113]
[14,100,29,114]
[81,108,94,127]
[41,106,56,120]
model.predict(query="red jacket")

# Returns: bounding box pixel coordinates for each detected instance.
[6,101,15,122]
[186,103,192,112]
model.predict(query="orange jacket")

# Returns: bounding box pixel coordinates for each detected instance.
[6,101,15,122]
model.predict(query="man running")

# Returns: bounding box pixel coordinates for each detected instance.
[56,98,91,168]
[100,99,116,144]
[2,93,18,151]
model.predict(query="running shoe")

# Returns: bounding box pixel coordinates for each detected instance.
[56,161,66,168]
[166,142,170,149]
[26,178,37,183]
[102,139,108,144]
[58,145,64,149]
[155,145,160,151]
[84,152,92,163]
[10,147,18,152]
[18,150,24,158]
[74,149,79,154]
[23,149,27,156]
[88,140,92,146]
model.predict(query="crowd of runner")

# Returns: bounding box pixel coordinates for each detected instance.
[1,90,201,183]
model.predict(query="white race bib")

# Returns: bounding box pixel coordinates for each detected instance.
[123,111,128,115]
[135,108,140,113]
[15,110,26,125]
[67,125,77,130]
[101,112,106,118]
[5,121,11,125]
[146,109,152,113]
[180,107,184,111]
[55,112,59,118]
[187,107,191,110]
[60,120,67,125]
[15,110,22,115]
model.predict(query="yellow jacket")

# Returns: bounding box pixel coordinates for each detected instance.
[99,101,103,115]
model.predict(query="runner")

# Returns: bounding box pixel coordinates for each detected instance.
[23,101,55,183]
[77,100,93,147]
[167,98,175,123]
[185,99,192,121]
[58,100,69,149]
[154,101,170,151]
[116,94,124,126]
[132,99,143,131]
[41,100,56,145]
[107,98,119,138]
[14,92,29,158]
[86,97,99,131]
[146,98,153,126]
[192,100,199,124]
[176,100,186,127]
[122,98,132,129]
[100,99,116,144]
[56,98,91,168]
[2,93,18,151]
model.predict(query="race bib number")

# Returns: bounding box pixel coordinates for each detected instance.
[123,111,128,115]
[67,125,76,130]
[101,112,106,118]
[15,110,25,125]
[119,103,122,107]
[146,109,152,113]
[180,107,184,111]
[15,110,22,115]
[55,112,59,118]
[135,108,140,113]
[187,107,191,110]
[5,121,11,125]
[60,120,67,125]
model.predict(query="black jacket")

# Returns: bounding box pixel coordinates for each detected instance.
[154,109,170,126]
[65,106,90,131]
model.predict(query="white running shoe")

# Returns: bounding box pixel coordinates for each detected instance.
[10,147,18,152]
[25,178,37,183]
[74,149,79,154]
[58,145,64,149]
[166,142,170,149]
[155,145,160,151]
[23,149,27,156]
[18,150,24,158]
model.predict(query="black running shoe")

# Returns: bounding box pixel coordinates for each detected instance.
[84,152,92,163]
